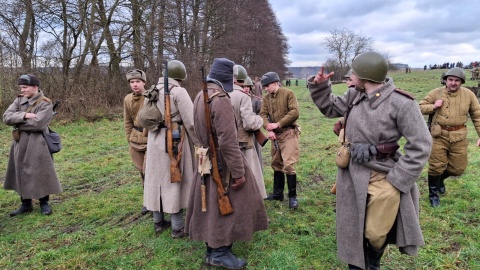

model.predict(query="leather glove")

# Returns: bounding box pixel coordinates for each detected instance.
[350,143,377,163]
[231,176,246,190]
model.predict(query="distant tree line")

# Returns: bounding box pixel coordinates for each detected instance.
[0,0,289,119]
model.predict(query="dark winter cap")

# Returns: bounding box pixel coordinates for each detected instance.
[18,74,40,86]
[207,58,234,92]
[260,72,280,87]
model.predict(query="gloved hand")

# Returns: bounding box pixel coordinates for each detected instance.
[232,176,246,190]
[350,143,377,163]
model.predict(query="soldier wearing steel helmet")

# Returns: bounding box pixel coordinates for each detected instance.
[142,60,200,238]
[259,71,301,209]
[124,69,149,215]
[309,51,431,270]
[419,67,480,208]
[230,65,266,199]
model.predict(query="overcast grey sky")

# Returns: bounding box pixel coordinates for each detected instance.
[269,0,480,68]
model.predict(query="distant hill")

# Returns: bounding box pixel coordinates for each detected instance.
[287,66,322,79]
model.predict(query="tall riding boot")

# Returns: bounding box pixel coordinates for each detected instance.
[205,243,212,264]
[208,244,247,269]
[366,242,386,270]
[39,195,52,215]
[439,171,451,195]
[428,175,441,207]
[10,197,33,216]
[286,174,298,209]
[265,171,285,201]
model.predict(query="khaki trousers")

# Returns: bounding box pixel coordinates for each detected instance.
[428,135,468,176]
[271,128,299,175]
[364,172,400,250]
[129,142,147,181]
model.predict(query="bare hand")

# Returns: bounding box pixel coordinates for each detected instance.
[266,122,279,131]
[313,67,335,84]
[232,176,245,190]
[476,138,480,147]
[24,113,36,119]
[434,99,443,109]
[267,131,277,140]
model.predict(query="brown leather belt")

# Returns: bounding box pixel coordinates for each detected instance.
[440,125,466,131]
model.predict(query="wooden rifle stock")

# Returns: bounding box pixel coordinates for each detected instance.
[254,130,268,147]
[267,115,279,150]
[164,61,182,183]
[201,66,233,216]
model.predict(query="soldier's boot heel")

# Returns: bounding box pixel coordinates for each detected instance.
[10,199,33,217]
[428,175,441,207]
[287,174,298,209]
[208,245,247,270]
[265,171,285,201]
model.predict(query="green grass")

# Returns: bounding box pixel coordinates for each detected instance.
[0,69,479,269]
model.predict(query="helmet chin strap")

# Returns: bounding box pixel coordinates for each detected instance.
[355,80,366,92]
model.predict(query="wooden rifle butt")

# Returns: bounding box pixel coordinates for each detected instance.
[255,130,269,147]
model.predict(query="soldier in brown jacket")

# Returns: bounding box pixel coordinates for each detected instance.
[259,72,301,209]
[419,67,480,207]
[124,69,149,214]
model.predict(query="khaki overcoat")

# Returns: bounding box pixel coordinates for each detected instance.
[3,91,62,199]
[185,83,268,248]
[143,78,199,213]
[309,78,432,269]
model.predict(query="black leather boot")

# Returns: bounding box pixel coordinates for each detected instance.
[205,243,212,263]
[39,195,52,215]
[366,242,386,270]
[287,174,298,209]
[10,198,33,216]
[439,171,451,195]
[428,175,441,207]
[348,264,363,270]
[265,171,285,201]
[208,244,247,269]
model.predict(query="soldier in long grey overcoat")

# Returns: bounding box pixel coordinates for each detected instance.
[143,60,199,238]
[185,58,268,270]
[3,74,62,216]
[308,52,432,270]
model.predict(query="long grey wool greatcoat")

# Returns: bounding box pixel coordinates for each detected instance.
[308,78,432,269]
[185,83,268,248]
[3,90,62,199]
[143,77,199,213]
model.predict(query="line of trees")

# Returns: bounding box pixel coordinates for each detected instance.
[0,0,289,119]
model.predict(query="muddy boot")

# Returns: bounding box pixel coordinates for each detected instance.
[141,206,149,215]
[439,171,451,195]
[428,175,441,207]
[39,195,52,215]
[10,198,33,217]
[208,244,247,269]
[287,174,298,209]
[154,220,171,236]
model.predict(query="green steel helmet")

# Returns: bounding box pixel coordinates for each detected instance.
[351,52,388,83]
[163,60,187,81]
[244,76,254,86]
[233,65,248,81]
[443,67,465,84]
[343,69,353,78]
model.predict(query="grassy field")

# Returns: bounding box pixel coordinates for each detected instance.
[0,69,479,269]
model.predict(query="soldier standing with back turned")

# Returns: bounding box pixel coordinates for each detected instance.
[259,71,301,209]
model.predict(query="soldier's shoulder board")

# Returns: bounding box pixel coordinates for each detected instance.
[394,88,415,100]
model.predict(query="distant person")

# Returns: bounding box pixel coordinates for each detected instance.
[124,69,148,215]
[186,58,268,269]
[260,71,301,209]
[3,74,62,216]
[419,67,480,207]
[309,52,431,269]
[424,65,427,71]
[253,76,263,97]
[142,60,199,238]
[295,79,298,86]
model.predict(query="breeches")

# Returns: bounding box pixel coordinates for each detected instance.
[271,129,299,175]
[365,173,400,250]
[129,144,146,175]
[428,137,468,176]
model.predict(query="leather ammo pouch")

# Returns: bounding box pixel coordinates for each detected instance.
[430,124,441,137]
[12,128,21,142]
[375,142,400,159]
